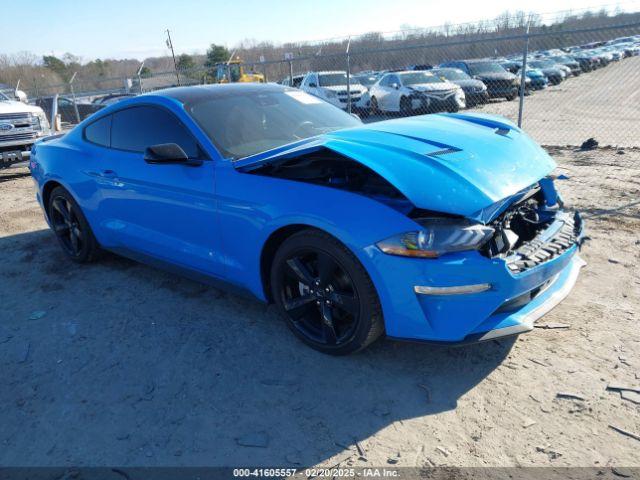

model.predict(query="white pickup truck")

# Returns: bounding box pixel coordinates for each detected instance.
[0,90,50,169]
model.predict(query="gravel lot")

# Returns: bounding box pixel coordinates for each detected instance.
[0,145,639,469]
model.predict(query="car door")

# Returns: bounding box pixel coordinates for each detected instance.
[375,75,392,111]
[302,73,320,98]
[386,75,402,111]
[94,105,223,277]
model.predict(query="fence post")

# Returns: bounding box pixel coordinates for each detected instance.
[137,62,145,94]
[68,72,81,124]
[346,37,352,114]
[517,21,531,128]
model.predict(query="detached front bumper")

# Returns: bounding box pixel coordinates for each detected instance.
[365,212,585,344]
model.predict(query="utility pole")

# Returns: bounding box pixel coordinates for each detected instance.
[137,61,145,94]
[166,29,181,86]
[517,18,532,128]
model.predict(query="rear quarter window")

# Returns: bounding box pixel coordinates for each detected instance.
[84,115,112,147]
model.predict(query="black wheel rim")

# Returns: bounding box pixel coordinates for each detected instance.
[50,196,83,257]
[279,249,360,347]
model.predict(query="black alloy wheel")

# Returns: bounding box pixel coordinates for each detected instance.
[48,186,101,263]
[271,230,384,355]
[370,96,379,115]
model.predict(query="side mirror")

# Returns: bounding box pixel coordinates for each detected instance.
[308,82,317,88]
[144,143,202,166]
[391,83,399,89]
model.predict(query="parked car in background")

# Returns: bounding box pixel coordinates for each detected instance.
[527,60,565,85]
[517,66,548,90]
[499,60,521,74]
[36,95,104,125]
[569,52,598,72]
[300,71,369,114]
[1,90,50,168]
[439,59,519,100]
[354,73,381,91]
[548,55,582,76]
[280,74,304,88]
[431,67,488,106]
[369,71,465,115]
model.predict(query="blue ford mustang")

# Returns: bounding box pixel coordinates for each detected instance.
[29,83,585,355]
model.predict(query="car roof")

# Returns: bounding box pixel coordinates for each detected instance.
[153,83,289,104]
[386,70,435,76]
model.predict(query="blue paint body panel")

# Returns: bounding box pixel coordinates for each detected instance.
[30,87,583,343]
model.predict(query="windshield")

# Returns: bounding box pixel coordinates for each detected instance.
[0,91,10,101]
[318,73,349,86]
[400,72,443,85]
[468,62,507,75]
[434,69,470,81]
[530,60,555,69]
[187,89,361,159]
[356,75,378,86]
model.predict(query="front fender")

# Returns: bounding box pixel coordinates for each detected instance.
[215,161,418,313]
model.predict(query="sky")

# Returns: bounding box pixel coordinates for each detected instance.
[3,0,639,61]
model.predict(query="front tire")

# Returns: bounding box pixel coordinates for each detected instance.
[370,96,379,115]
[48,186,101,263]
[270,229,384,355]
[399,96,412,116]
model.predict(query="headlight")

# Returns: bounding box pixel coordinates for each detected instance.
[376,218,495,258]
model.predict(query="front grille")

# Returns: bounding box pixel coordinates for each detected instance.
[485,79,514,89]
[426,90,456,100]
[0,132,38,142]
[339,97,362,103]
[0,113,32,121]
[506,212,581,274]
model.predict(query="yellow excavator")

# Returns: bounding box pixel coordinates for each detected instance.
[214,57,265,84]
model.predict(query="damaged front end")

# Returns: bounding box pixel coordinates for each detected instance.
[232,113,586,342]
[479,179,585,274]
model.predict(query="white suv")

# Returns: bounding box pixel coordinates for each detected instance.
[300,71,369,114]
[0,90,51,168]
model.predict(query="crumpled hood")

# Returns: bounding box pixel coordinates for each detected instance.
[234,112,556,223]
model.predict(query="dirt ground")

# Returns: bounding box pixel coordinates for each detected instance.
[0,146,638,469]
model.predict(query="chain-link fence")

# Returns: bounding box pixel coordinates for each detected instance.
[14,12,640,150]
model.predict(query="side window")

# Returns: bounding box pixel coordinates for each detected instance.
[59,97,74,108]
[111,106,199,158]
[84,115,111,147]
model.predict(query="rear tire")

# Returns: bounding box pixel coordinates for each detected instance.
[270,229,384,355]
[48,186,101,263]
[370,96,379,115]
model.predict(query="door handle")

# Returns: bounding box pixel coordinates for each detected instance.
[100,169,117,178]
